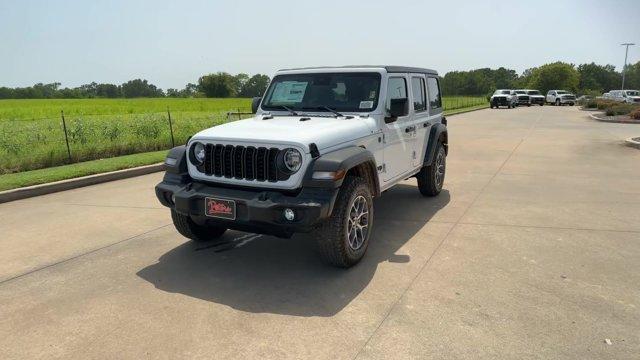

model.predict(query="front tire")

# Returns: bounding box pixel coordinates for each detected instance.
[417,142,446,197]
[555,99,561,106]
[171,210,227,242]
[316,176,373,268]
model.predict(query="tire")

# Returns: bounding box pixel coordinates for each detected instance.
[527,104,531,107]
[417,142,446,197]
[555,99,561,106]
[539,103,544,106]
[171,210,227,242]
[569,103,574,106]
[315,176,373,268]
[508,104,512,109]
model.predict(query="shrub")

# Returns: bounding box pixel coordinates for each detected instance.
[629,107,640,120]
[596,100,618,110]
[605,104,638,116]
[584,99,598,109]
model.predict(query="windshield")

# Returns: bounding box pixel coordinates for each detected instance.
[495,90,511,95]
[527,90,540,95]
[515,91,526,94]
[625,90,639,96]
[557,90,568,94]
[262,72,381,113]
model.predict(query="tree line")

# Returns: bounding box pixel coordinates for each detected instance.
[0,72,270,99]
[1,61,639,99]
[441,61,640,96]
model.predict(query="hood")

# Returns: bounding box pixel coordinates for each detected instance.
[191,115,378,153]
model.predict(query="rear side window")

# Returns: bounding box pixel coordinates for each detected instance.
[411,77,426,112]
[386,77,407,110]
[426,77,442,112]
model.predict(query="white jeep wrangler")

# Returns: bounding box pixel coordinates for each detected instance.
[156,66,448,267]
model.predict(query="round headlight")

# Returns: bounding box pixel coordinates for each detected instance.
[282,148,302,173]
[192,142,206,165]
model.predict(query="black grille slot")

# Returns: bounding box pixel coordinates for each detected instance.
[213,144,223,176]
[202,143,292,183]
[244,147,256,180]
[256,147,267,181]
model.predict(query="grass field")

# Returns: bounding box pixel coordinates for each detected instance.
[0,96,486,175]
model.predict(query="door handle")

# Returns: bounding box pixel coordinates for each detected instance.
[405,126,415,133]
[423,122,428,128]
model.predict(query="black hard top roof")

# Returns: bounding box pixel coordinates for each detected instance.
[278,65,438,76]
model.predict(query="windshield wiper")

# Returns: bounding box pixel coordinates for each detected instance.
[314,106,343,117]
[272,105,299,116]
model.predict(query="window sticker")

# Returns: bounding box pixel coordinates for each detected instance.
[270,81,308,103]
[369,90,377,99]
[359,100,374,109]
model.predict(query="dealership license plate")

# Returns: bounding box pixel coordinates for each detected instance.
[205,197,236,220]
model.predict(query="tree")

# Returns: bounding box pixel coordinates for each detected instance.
[239,74,270,97]
[121,79,164,98]
[526,62,580,94]
[622,61,640,90]
[95,83,121,98]
[577,63,620,93]
[198,72,237,97]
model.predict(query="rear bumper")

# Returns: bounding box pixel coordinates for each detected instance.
[156,173,339,237]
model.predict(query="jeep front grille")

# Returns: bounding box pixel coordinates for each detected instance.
[199,144,288,182]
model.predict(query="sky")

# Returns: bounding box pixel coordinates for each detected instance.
[1,0,639,89]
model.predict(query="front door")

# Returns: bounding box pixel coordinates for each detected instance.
[383,75,415,182]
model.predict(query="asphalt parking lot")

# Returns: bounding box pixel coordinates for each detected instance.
[1,106,639,359]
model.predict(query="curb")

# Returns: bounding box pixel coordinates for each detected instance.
[444,105,489,116]
[0,163,164,204]
[588,112,640,124]
[625,137,640,150]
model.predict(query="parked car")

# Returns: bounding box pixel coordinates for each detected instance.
[155,66,448,267]
[512,90,531,106]
[546,90,576,106]
[608,90,640,104]
[525,89,545,106]
[490,89,518,108]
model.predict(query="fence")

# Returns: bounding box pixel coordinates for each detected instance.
[0,108,250,174]
[0,96,486,175]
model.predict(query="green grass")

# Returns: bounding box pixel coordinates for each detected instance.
[0,150,167,191]
[0,98,251,174]
[0,96,485,176]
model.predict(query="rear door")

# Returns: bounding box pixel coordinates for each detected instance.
[409,74,429,167]
[418,76,444,166]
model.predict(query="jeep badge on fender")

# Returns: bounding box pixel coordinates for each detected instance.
[155,66,448,268]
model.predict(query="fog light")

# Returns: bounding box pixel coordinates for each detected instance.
[170,193,176,205]
[283,208,295,221]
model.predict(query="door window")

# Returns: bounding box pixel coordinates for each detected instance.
[411,77,426,112]
[426,77,442,113]
[386,77,407,110]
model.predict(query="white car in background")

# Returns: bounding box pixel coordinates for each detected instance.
[608,90,640,104]
[524,89,545,106]
[546,90,576,106]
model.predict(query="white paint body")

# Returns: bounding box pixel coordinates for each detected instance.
[187,67,444,191]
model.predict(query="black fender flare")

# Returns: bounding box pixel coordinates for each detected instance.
[423,124,448,166]
[164,145,188,174]
[303,146,380,196]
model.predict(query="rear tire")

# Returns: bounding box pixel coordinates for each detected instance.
[171,210,227,242]
[417,142,446,197]
[315,176,373,268]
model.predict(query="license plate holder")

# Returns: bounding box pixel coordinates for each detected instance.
[204,197,236,220]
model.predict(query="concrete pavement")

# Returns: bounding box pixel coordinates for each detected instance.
[1,106,639,359]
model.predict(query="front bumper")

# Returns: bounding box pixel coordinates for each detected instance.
[530,97,545,104]
[491,97,511,106]
[156,173,339,237]
[559,98,576,104]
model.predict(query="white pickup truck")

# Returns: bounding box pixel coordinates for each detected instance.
[156,66,448,267]
[546,90,576,106]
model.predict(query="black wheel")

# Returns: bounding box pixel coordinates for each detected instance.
[555,99,561,106]
[171,210,227,242]
[569,103,574,106]
[490,104,494,109]
[539,103,544,106]
[315,176,373,268]
[527,104,531,107]
[417,142,446,197]
[508,104,512,109]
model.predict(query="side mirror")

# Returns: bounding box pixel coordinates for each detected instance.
[251,97,262,114]
[388,98,408,120]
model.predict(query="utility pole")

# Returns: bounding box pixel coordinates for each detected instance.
[621,43,635,90]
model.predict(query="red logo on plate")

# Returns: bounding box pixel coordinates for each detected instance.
[207,199,232,215]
